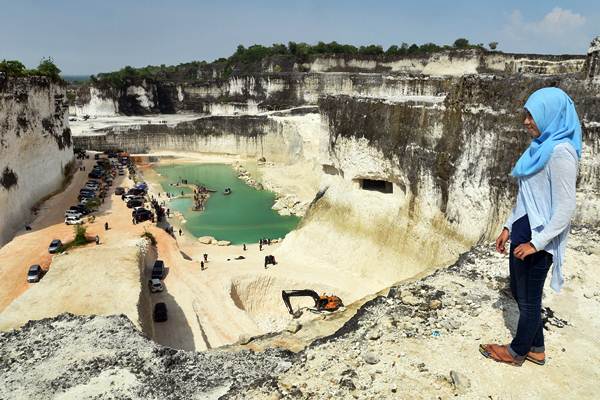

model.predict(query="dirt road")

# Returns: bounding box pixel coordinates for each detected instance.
[0,157,94,312]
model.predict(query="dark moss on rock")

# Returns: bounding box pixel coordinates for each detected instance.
[0,167,18,190]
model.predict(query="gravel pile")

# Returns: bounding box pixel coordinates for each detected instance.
[0,313,294,400]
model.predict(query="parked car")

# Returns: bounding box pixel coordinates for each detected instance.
[128,188,146,196]
[127,199,143,209]
[65,216,83,225]
[124,194,143,202]
[148,279,164,293]
[79,190,96,197]
[48,239,62,253]
[78,193,95,201]
[153,302,168,322]
[115,187,125,195]
[151,260,165,280]
[64,210,83,219]
[27,264,43,283]
[118,170,125,176]
[134,209,153,222]
[70,205,90,215]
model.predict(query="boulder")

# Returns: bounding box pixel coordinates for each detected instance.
[198,236,215,244]
[217,240,231,246]
[285,321,302,334]
[429,299,442,310]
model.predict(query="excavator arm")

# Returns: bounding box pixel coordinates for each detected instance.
[282,289,344,317]
[282,289,321,315]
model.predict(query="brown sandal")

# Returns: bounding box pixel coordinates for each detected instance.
[526,352,545,366]
[479,344,524,366]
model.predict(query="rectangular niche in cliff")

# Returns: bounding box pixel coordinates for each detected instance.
[358,179,393,194]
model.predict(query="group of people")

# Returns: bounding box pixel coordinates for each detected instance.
[258,238,272,251]
[200,253,208,270]
[192,185,211,212]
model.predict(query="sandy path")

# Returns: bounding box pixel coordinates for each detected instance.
[0,157,94,312]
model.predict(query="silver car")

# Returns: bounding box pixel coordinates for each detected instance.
[27,265,42,283]
[149,279,164,293]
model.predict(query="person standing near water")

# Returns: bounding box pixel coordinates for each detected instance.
[200,261,205,270]
[480,87,581,366]
[203,253,208,262]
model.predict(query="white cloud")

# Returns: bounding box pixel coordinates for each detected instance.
[503,7,588,53]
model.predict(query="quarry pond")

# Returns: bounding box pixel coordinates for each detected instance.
[153,163,299,244]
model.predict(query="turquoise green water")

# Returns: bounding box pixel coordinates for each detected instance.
[154,163,299,244]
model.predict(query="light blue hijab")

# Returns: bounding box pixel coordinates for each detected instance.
[511,87,582,177]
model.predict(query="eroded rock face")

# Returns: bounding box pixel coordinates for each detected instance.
[0,75,74,246]
[69,49,588,118]
[585,36,600,80]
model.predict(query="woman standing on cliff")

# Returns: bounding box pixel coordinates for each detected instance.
[480,87,581,366]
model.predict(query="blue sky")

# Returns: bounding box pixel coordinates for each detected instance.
[1,0,598,74]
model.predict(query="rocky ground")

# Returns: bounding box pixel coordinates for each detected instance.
[230,225,600,399]
[0,314,294,400]
[1,226,598,399]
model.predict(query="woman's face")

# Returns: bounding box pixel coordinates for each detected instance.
[524,111,541,138]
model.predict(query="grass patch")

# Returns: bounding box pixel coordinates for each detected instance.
[141,229,157,246]
[58,224,93,252]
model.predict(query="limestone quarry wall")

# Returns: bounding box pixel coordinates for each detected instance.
[0,76,74,246]
[73,110,322,165]
[69,50,585,118]
[279,74,600,284]
[71,40,600,287]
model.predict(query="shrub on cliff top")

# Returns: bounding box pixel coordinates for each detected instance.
[34,57,62,81]
[0,57,63,82]
[0,60,28,77]
[91,38,487,84]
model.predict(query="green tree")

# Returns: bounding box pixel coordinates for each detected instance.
[0,60,27,77]
[358,45,384,55]
[407,44,419,54]
[36,57,61,80]
[488,41,499,50]
[453,38,470,49]
[73,224,88,246]
[288,41,298,55]
[386,45,400,56]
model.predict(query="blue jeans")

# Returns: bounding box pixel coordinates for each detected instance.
[508,215,553,358]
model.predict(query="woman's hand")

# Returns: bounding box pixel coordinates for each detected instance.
[513,242,537,260]
[495,228,510,254]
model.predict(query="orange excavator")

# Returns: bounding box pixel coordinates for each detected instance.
[282,290,344,318]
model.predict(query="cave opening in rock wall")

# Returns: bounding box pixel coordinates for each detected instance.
[359,179,393,193]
